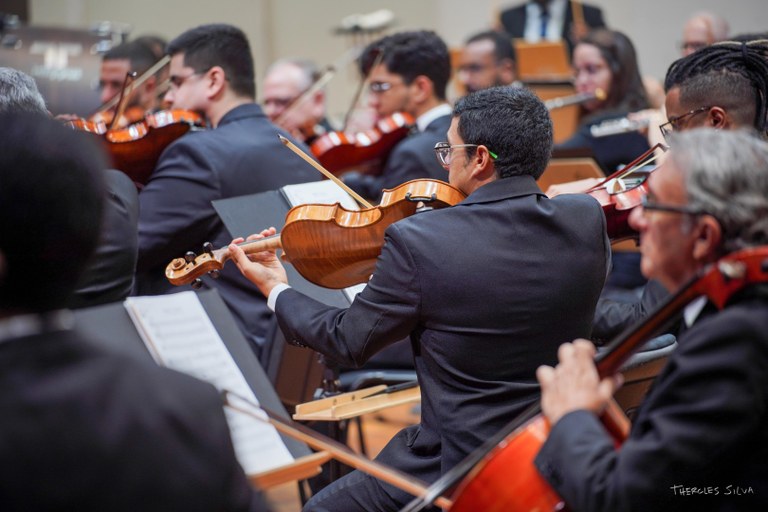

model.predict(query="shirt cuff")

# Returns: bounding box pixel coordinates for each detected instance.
[267,283,291,311]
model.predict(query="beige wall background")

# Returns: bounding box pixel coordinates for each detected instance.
[27,0,767,123]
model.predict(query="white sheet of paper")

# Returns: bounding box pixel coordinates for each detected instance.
[124,291,294,475]
[281,180,360,210]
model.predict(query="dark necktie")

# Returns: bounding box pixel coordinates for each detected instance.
[540,7,550,38]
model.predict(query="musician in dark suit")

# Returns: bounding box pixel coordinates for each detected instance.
[0,112,267,511]
[136,24,318,355]
[342,31,453,202]
[500,0,606,53]
[0,66,139,309]
[228,86,610,511]
[536,128,768,511]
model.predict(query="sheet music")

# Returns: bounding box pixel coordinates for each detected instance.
[124,292,294,475]
[281,180,359,210]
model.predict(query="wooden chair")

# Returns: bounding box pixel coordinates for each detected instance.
[537,156,603,192]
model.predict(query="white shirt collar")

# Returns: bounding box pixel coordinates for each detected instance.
[683,295,708,328]
[417,103,452,132]
[524,0,568,42]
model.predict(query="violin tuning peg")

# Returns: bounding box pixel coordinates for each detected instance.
[185,251,197,263]
[203,242,214,255]
[191,278,203,290]
[209,269,221,279]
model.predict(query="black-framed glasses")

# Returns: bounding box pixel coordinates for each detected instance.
[434,142,498,168]
[659,106,711,140]
[640,195,709,217]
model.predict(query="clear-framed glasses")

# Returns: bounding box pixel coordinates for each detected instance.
[434,142,498,169]
[640,195,709,217]
[659,106,711,140]
[369,81,400,94]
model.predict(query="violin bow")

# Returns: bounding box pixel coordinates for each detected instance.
[586,142,668,193]
[278,134,374,209]
[342,47,384,131]
[223,390,454,509]
[92,54,171,120]
[275,65,337,127]
[108,71,138,131]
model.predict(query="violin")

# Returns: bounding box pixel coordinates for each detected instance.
[403,246,768,512]
[585,143,667,242]
[165,178,465,289]
[309,112,415,175]
[67,109,205,186]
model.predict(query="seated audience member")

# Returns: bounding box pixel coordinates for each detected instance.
[536,127,768,511]
[0,112,268,511]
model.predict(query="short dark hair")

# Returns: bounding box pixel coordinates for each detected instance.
[360,30,451,100]
[453,86,552,179]
[465,30,517,64]
[578,29,649,116]
[103,40,157,75]
[167,23,256,99]
[0,113,106,311]
[664,40,768,133]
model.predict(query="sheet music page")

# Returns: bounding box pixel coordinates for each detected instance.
[124,292,294,475]
[281,180,359,210]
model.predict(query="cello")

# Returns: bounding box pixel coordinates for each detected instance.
[400,246,768,512]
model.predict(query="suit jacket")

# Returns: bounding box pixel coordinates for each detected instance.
[500,0,606,52]
[137,103,318,349]
[536,285,768,511]
[343,114,451,201]
[70,169,139,308]
[276,175,609,490]
[0,322,267,511]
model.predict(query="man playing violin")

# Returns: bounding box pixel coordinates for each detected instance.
[96,40,164,125]
[591,39,768,342]
[262,58,334,145]
[342,30,454,202]
[135,24,317,355]
[228,85,609,511]
[536,128,768,511]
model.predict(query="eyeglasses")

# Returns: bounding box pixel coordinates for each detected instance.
[640,195,709,217]
[458,63,492,74]
[659,106,711,140]
[434,142,498,168]
[169,72,203,89]
[263,96,297,110]
[369,81,404,94]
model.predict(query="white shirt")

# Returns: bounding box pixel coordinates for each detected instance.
[416,103,452,133]
[523,0,568,42]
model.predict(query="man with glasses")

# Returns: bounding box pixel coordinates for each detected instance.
[535,128,768,511]
[680,11,729,57]
[136,24,318,356]
[227,85,609,511]
[262,58,334,145]
[592,39,768,342]
[457,30,519,95]
[342,30,453,202]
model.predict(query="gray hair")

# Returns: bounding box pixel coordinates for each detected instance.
[0,67,47,115]
[668,128,768,253]
[264,58,320,91]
